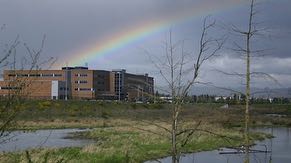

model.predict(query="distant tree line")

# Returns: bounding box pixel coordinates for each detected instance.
[155,92,290,104]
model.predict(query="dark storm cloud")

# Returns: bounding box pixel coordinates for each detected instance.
[212,0,291,59]
[0,0,196,60]
[0,0,291,87]
[257,0,291,58]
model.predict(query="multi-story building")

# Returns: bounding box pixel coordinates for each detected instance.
[112,69,154,101]
[1,69,67,99]
[0,67,154,101]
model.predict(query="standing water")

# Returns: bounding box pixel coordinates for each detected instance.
[146,127,291,163]
[0,129,94,152]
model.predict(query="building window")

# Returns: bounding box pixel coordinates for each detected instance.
[30,74,41,77]
[60,87,69,91]
[79,88,91,91]
[42,74,53,77]
[75,80,87,84]
[18,74,28,77]
[75,74,87,77]
[74,88,91,91]
[80,74,88,77]
[80,80,88,83]
[0,86,21,90]
[97,81,105,84]
[54,74,62,77]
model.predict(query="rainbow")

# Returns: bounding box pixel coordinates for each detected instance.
[64,0,246,67]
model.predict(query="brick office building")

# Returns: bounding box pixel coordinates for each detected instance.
[1,69,67,99]
[0,67,154,101]
[112,69,154,101]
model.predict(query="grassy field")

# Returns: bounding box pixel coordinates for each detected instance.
[7,100,291,129]
[0,100,290,162]
[0,120,271,163]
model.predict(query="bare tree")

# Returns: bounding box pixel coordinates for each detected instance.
[0,26,56,142]
[217,0,275,162]
[229,1,272,162]
[0,26,20,141]
[145,17,224,163]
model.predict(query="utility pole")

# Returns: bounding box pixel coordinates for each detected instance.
[65,62,68,101]
[118,72,121,101]
[137,85,140,101]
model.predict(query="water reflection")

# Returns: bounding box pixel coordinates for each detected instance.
[0,129,94,152]
[146,128,291,163]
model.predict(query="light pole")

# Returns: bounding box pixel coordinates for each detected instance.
[137,85,140,101]
[118,72,121,101]
[65,65,68,101]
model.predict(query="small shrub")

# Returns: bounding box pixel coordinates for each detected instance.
[130,103,137,109]
[38,101,52,110]
[101,110,110,119]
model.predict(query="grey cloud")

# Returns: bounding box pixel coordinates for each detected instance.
[1,0,291,88]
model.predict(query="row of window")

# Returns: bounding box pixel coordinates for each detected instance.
[1,86,70,91]
[97,74,105,78]
[8,73,91,78]
[75,74,88,77]
[72,88,106,92]
[59,87,69,91]
[8,74,62,77]
[0,86,21,90]
[74,81,104,85]
[75,80,88,84]
[97,81,105,84]
[74,88,93,91]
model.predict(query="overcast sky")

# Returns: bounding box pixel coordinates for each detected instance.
[0,0,290,89]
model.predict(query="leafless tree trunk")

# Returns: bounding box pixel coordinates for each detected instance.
[244,1,254,161]
[0,28,56,142]
[230,1,255,162]
[224,0,272,162]
[146,17,224,163]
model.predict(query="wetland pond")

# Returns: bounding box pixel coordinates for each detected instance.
[0,128,94,152]
[146,127,291,163]
[1,127,290,163]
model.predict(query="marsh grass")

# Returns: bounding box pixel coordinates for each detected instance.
[0,101,288,162]
[2,100,289,130]
[0,120,271,163]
